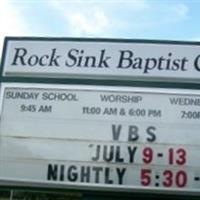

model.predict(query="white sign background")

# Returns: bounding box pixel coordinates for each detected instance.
[2,38,200,82]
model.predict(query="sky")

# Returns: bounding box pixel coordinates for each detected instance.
[1,0,200,52]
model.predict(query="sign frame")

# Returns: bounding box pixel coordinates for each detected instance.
[2,37,200,84]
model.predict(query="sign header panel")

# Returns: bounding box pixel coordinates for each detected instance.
[2,37,200,82]
[1,83,200,195]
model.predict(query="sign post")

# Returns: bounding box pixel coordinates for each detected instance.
[1,37,200,198]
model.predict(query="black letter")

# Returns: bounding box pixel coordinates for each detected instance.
[128,146,137,163]
[11,48,27,65]
[93,167,103,183]
[49,48,60,66]
[28,55,38,66]
[91,145,100,161]
[144,58,157,73]
[39,55,49,66]
[103,145,114,162]
[98,49,110,68]
[128,125,139,141]
[117,50,133,68]
[81,166,90,182]
[105,167,113,184]
[115,146,124,162]
[146,126,156,142]
[194,55,200,71]
[59,165,65,181]
[112,124,122,141]
[68,165,78,182]
[47,164,58,180]
[65,49,78,67]
[116,168,126,185]
[180,57,188,71]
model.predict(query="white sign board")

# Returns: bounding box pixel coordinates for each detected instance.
[2,37,200,82]
[1,83,200,195]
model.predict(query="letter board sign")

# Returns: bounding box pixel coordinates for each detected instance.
[1,83,200,195]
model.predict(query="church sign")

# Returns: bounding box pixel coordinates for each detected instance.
[1,37,200,196]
